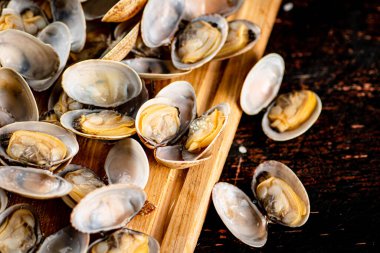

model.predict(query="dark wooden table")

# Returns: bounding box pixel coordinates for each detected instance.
[196,0,379,252]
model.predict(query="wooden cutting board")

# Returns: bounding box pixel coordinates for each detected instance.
[6,0,281,252]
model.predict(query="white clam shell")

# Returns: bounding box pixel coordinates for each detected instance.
[71,184,146,233]
[171,14,229,70]
[62,60,142,108]
[212,182,268,247]
[0,166,73,199]
[105,138,149,188]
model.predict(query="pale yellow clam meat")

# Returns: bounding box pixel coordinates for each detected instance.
[268,90,317,132]
[216,21,250,58]
[0,209,38,253]
[53,92,84,117]
[185,109,225,153]
[177,20,222,63]
[74,110,135,137]
[256,176,307,226]
[0,12,23,31]
[6,130,67,166]
[139,104,180,144]
[21,10,47,35]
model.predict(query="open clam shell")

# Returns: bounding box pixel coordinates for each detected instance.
[0,67,39,127]
[105,138,149,188]
[71,184,146,233]
[0,29,60,80]
[102,0,147,23]
[50,0,86,53]
[88,228,160,253]
[183,0,244,21]
[141,0,185,47]
[62,59,142,108]
[214,20,261,61]
[0,121,79,170]
[0,189,7,213]
[0,203,42,252]
[122,58,191,80]
[171,14,229,70]
[155,103,230,169]
[212,182,268,247]
[251,160,310,227]
[0,166,73,199]
[36,226,89,253]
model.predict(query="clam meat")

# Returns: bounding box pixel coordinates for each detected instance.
[53,92,84,118]
[0,8,24,31]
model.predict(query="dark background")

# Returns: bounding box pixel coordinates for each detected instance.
[196,0,379,252]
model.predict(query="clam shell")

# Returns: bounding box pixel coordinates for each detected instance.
[240,53,285,115]
[62,59,142,108]
[171,14,229,70]
[50,0,86,53]
[28,22,71,92]
[0,189,7,213]
[71,184,146,233]
[0,121,79,170]
[102,0,147,23]
[0,166,73,199]
[141,0,185,47]
[212,182,268,247]
[251,160,310,227]
[262,91,322,141]
[105,138,149,188]
[183,0,244,21]
[36,226,89,253]
[0,67,39,126]
[122,58,191,80]
[0,29,60,80]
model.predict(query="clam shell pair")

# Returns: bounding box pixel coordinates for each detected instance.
[213,161,310,247]
[240,53,322,141]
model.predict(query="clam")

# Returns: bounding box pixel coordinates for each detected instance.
[171,14,228,70]
[183,0,244,21]
[155,103,230,169]
[0,29,60,80]
[61,109,136,140]
[102,0,147,23]
[0,8,24,31]
[51,91,84,118]
[0,121,79,170]
[214,20,261,61]
[0,204,42,253]
[0,189,7,213]
[212,161,310,247]
[88,228,160,253]
[136,81,196,148]
[0,166,73,199]
[141,0,185,47]
[122,58,191,80]
[50,0,86,53]
[105,138,149,188]
[62,59,142,108]
[71,184,146,233]
[36,226,89,253]
[58,165,105,208]
[28,22,71,91]
[0,67,39,127]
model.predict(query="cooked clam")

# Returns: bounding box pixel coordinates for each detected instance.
[0,166,73,199]
[52,92,84,118]
[0,8,24,31]
[37,226,89,253]
[0,204,42,253]
[88,228,160,253]
[0,189,7,213]
[171,15,228,70]
[58,165,105,208]
[61,109,136,140]
[183,0,244,20]
[71,184,146,233]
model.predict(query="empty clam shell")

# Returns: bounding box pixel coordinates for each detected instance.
[251,161,310,227]
[183,0,244,20]
[105,138,149,188]
[0,67,39,127]
[50,0,86,53]
[0,29,60,80]
[212,182,268,247]
[71,184,146,233]
[0,166,73,199]
[102,0,147,23]
[171,14,228,70]
[36,226,89,253]
[141,0,185,47]
[122,58,191,80]
[0,189,7,213]
[62,59,142,108]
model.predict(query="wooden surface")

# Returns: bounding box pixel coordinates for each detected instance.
[196,0,380,252]
[5,0,281,252]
